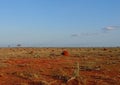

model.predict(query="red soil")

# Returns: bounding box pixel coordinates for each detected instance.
[0,47,120,85]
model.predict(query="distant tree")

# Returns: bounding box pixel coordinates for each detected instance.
[17,44,21,47]
[8,45,10,47]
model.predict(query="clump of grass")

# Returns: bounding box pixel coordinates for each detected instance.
[79,61,101,71]
[51,68,70,83]
[73,62,80,77]
[12,71,39,80]
[68,62,87,85]
[34,53,41,58]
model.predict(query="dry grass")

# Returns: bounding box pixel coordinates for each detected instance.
[0,47,120,85]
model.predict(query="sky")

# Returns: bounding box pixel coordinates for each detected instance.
[0,0,120,47]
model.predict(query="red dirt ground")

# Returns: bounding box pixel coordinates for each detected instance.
[0,47,120,85]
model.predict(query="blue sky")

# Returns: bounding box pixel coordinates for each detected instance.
[0,0,120,47]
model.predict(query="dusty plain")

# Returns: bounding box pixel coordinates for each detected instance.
[0,47,120,85]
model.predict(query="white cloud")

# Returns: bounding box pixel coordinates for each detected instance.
[103,26,120,31]
[71,25,120,38]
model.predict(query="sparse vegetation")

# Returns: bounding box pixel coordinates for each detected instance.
[0,47,120,85]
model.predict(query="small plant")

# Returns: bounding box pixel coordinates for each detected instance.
[12,71,39,80]
[73,62,80,77]
[51,69,70,83]
[68,62,87,85]
[34,53,41,58]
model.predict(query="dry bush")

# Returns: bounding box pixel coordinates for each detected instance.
[51,69,70,83]
[67,77,83,85]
